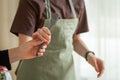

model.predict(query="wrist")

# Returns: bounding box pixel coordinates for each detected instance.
[85,51,95,61]
[16,47,23,60]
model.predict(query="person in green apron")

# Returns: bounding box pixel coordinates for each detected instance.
[10,0,104,80]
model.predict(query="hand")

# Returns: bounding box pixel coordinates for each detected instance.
[32,27,51,56]
[18,39,46,59]
[32,27,51,45]
[18,27,51,59]
[87,53,105,78]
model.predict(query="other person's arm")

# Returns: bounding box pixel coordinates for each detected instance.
[73,34,104,78]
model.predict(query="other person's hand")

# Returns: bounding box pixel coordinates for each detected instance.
[87,53,105,78]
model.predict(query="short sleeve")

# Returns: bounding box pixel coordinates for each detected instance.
[10,0,39,36]
[75,3,89,34]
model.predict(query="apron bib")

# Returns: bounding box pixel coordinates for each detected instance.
[17,0,78,80]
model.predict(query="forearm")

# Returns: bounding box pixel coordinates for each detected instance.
[8,34,32,63]
[19,34,32,45]
[8,47,22,63]
[73,34,89,57]
[73,35,104,77]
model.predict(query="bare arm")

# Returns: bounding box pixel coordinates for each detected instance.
[8,31,47,63]
[8,34,32,63]
[73,34,89,57]
[73,34,104,78]
[8,27,51,63]
[19,34,32,45]
[8,40,42,63]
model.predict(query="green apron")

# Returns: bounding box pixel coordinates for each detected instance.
[17,0,78,80]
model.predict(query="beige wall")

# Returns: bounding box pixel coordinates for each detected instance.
[0,0,19,80]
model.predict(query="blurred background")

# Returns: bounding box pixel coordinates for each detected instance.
[0,0,120,80]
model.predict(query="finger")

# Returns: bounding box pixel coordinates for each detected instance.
[39,49,45,53]
[30,40,43,47]
[37,29,50,42]
[44,40,51,45]
[94,61,99,73]
[37,52,43,56]
[34,32,47,42]
[42,45,47,49]
[42,27,51,35]
[40,34,48,42]
[32,32,39,40]
[37,49,45,56]
[97,71,102,78]
[97,62,105,78]
[39,30,51,41]
[32,32,46,42]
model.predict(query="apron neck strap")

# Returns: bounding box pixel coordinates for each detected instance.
[68,0,77,18]
[45,0,51,19]
[45,0,77,19]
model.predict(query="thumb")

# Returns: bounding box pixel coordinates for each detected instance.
[94,61,99,72]
[30,40,43,47]
[32,32,39,40]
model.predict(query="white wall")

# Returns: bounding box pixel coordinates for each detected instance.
[74,0,120,80]
[0,0,19,80]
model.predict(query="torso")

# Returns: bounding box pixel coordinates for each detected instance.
[32,0,84,29]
